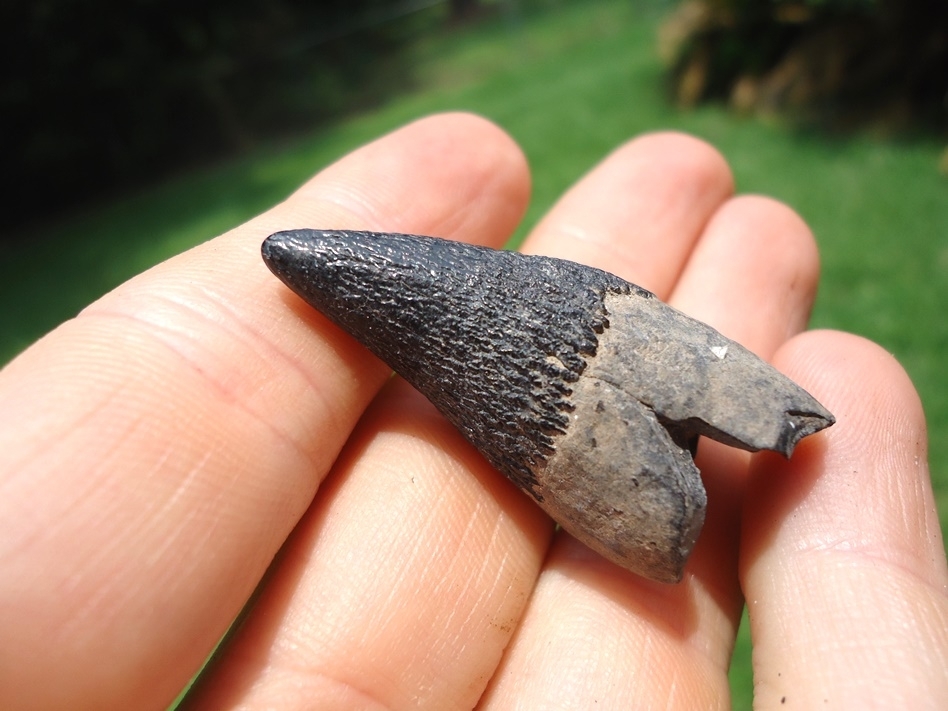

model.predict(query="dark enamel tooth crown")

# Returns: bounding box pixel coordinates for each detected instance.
[262,229,834,583]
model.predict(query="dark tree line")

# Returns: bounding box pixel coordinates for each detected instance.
[664,0,948,133]
[2,0,451,232]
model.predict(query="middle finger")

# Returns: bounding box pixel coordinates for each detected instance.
[480,146,821,709]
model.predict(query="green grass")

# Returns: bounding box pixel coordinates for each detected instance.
[3,1,946,708]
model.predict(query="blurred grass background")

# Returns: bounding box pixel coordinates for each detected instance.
[3,1,946,707]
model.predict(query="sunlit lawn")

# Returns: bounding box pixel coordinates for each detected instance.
[3,1,946,708]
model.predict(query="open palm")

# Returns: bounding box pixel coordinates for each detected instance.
[2,113,946,710]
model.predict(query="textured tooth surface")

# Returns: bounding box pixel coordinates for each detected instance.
[538,375,706,583]
[262,228,650,497]
[590,291,836,458]
[261,229,834,582]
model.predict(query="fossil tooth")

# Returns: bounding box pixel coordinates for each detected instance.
[262,229,835,583]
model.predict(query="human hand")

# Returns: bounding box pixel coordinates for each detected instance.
[1,113,946,709]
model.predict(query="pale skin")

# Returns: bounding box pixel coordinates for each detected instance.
[1,113,947,710]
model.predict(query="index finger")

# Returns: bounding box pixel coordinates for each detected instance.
[0,113,530,710]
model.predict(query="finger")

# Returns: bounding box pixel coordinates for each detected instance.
[742,331,948,707]
[521,131,734,296]
[185,379,553,710]
[481,195,821,709]
[0,113,530,711]
[670,195,820,358]
[669,194,820,600]
[186,132,734,710]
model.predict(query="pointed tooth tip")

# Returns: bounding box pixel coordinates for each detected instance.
[263,228,306,245]
[261,229,304,264]
[262,229,350,277]
[263,227,341,250]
